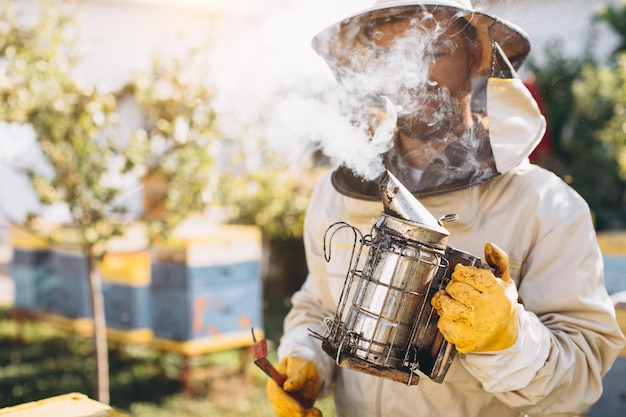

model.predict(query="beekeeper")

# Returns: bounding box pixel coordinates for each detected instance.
[267,1,626,416]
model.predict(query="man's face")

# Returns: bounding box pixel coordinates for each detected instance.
[358,12,481,138]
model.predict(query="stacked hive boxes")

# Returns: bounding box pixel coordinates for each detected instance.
[150,224,263,353]
[9,223,152,338]
[9,222,264,350]
[9,224,94,334]
[100,250,152,343]
[99,223,152,342]
[46,223,154,340]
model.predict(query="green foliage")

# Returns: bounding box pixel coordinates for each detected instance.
[0,0,78,122]
[558,56,626,229]
[572,53,626,177]
[1,0,318,244]
[0,9,107,241]
[25,75,125,248]
[596,0,626,55]
[217,164,325,240]
[118,51,220,243]
[0,0,223,251]
[527,44,587,154]
[593,53,626,180]
[526,6,626,230]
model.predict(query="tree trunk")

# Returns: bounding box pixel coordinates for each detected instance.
[86,251,110,404]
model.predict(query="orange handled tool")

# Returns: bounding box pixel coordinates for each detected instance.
[251,328,314,409]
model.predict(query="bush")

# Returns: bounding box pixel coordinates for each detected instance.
[526,6,626,230]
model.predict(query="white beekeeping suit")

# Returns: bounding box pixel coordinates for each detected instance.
[269,1,626,416]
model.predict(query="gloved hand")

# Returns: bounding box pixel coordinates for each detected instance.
[266,356,322,417]
[431,242,519,354]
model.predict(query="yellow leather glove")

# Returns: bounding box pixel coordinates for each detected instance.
[431,242,519,354]
[266,356,322,417]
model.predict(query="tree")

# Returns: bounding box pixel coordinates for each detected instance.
[0,0,220,403]
[526,3,626,230]
[568,53,626,229]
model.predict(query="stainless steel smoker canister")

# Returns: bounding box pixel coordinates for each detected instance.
[313,171,485,385]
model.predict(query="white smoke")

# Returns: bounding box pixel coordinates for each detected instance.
[268,94,399,181]
[210,2,484,183]
[266,8,457,180]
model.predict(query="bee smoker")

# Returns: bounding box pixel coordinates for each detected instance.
[312,171,488,385]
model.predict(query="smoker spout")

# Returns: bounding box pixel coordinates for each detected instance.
[380,171,447,232]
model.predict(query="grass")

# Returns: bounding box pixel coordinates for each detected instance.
[0,293,337,417]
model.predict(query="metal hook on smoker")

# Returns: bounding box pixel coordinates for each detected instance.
[322,222,368,338]
[323,221,364,262]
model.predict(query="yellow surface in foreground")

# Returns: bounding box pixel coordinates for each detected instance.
[0,393,130,417]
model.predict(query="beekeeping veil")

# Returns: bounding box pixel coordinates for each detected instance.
[313,0,547,199]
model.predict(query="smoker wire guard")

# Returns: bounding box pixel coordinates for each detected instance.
[308,211,496,386]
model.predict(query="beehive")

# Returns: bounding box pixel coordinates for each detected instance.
[150,224,263,345]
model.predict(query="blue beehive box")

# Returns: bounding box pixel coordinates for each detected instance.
[9,225,54,312]
[11,249,53,311]
[150,224,263,342]
[99,249,152,337]
[50,249,92,319]
[597,232,626,295]
[603,255,626,295]
[47,223,151,327]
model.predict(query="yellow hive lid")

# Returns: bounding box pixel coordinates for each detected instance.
[151,224,262,265]
[10,223,57,250]
[98,251,151,286]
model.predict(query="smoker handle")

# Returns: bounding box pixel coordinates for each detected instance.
[323,221,364,263]
[252,329,315,409]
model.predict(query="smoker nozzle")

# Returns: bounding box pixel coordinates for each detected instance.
[379,170,448,234]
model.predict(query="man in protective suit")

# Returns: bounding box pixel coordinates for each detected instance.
[267,1,626,416]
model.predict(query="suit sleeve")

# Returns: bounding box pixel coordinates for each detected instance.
[461,194,625,415]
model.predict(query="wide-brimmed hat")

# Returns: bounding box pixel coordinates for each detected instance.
[312,0,531,76]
